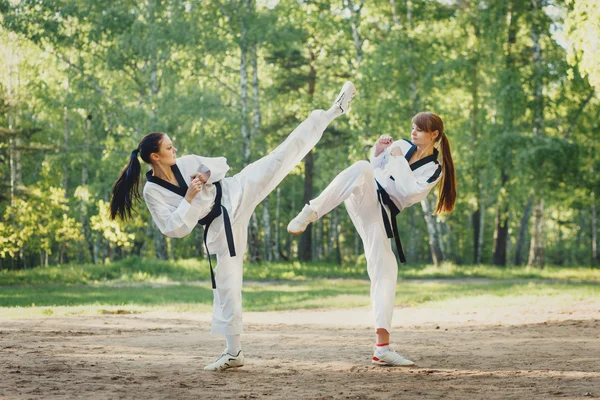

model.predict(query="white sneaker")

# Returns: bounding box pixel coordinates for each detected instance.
[372,350,415,367]
[287,204,318,235]
[203,350,244,371]
[333,81,357,115]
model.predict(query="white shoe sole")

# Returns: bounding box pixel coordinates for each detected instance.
[372,358,414,367]
[287,227,304,235]
[204,362,244,371]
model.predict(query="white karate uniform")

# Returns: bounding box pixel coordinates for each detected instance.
[143,110,331,335]
[309,139,442,332]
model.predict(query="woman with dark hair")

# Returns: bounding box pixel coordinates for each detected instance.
[110,81,356,371]
[287,111,456,367]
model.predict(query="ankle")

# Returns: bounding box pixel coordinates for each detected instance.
[375,342,390,355]
[225,334,242,354]
[324,105,342,121]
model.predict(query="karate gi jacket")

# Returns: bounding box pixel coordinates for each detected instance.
[370,139,443,210]
[143,155,230,248]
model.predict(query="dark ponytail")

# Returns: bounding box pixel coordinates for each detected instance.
[110,132,164,220]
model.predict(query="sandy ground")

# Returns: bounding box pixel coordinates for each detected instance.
[1,299,600,399]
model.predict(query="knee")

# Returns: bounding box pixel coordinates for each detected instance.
[352,160,374,179]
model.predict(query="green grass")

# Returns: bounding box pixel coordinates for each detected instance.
[1,280,598,318]
[1,258,599,318]
[1,257,600,286]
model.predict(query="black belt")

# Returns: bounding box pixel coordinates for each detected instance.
[198,181,236,289]
[376,181,406,263]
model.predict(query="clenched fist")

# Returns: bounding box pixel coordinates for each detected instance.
[185,177,204,204]
[375,134,394,157]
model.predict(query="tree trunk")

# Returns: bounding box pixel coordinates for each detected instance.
[251,42,271,262]
[288,183,296,260]
[9,135,16,206]
[240,11,251,164]
[316,219,323,260]
[514,195,533,265]
[468,33,485,265]
[527,0,545,267]
[262,202,272,262]
[493,170,509,266]
[329,210,337,262]
[472,208,481,264]
[299,46,317,261]
[239,6,261,262]
[421,196,443,265]
[7,32,20,206]
[81,115,93,262]
[249,213,261,263]
[476,181,485,264]
[406,0,420,111]
[407,207,417,260]
[63,77,70,192]
[312,220,318,260]
[444,222,452,262]
[321,219,327,260]
[345,0,364,69]
[334,209,342,265]
[389,0,400,26]
[299,149,314,261]
[274,187,281,261]
[531,0,544,139]
[592,194,598,266]
[146,1,168,261]
[492,210,509,266]
[435,217,446,261]
[13,34,22,191]
[527,199,545,267]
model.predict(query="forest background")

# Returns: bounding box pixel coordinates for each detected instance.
[1,0,599,272]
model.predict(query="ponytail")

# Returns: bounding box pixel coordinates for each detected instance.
[434,133,456,215]
[412,111,456,215]
[110,132,164,220]
[110,149,142,220]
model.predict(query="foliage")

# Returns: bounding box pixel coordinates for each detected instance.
[565,0,600,89]
[0,0,598,270]
[0,186,83,263]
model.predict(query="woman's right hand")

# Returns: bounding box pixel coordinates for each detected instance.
[375,134,394,157]
[184,177,203,204]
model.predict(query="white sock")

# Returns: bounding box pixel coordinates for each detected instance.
[225,334,241,355]
[375,344,390,356]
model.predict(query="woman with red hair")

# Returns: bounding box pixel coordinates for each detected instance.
[288,111,456,367]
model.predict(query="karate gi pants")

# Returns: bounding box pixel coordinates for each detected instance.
[309,160,398,333]
[209,110,331,335]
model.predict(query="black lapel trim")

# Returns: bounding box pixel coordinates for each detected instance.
[410,148,439,171]
[427,164,443,183]
[145,164,188,197]
[172,164,188,191]
[404,144,417,163]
